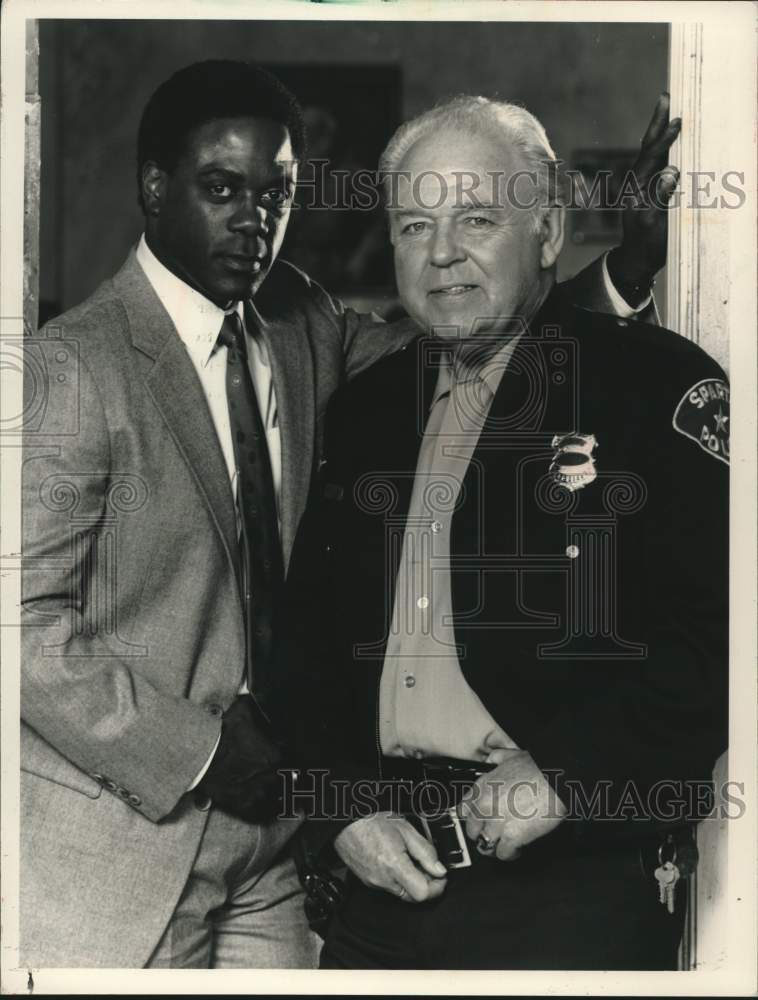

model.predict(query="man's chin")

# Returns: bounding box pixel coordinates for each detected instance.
[213,271,269,305]
[428,309,529,340]
[421,311,478,341]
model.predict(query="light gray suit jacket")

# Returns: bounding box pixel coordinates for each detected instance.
[20,251,420,966]
[19,249,633,966]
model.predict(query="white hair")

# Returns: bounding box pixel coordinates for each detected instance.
[378,95,560,231]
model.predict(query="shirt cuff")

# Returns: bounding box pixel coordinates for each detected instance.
[187,732,222,790]
[601,251,653,317]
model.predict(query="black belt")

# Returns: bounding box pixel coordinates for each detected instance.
[380,756,496,870]
[380,756,697,874]
[379,754,494,789]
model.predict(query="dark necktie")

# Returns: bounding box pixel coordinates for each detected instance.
[218,309,283,707]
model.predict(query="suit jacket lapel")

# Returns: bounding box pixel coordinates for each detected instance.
[111,252,239,574]
[452,288,579,577]
[249,299,315,570]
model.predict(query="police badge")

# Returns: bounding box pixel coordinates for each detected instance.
[549,432,598,492]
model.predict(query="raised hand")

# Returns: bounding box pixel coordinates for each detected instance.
[608,92,682,305]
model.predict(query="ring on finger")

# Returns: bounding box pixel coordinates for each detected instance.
[477,834,497,853]
[396,885,407,899]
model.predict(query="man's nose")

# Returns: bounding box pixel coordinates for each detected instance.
[429,223,464,268]
[230,197,270,239]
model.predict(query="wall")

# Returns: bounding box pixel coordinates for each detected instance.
[37,19,668,316]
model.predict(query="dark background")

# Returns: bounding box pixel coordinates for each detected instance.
[37,19,668,321]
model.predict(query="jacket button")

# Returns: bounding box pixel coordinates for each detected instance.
[128,793,142,806]
[194,791,213,812]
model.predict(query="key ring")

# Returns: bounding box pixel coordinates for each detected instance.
[658,843,678,866]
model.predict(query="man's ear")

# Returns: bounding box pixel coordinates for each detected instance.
[142,162,167,217]
[539,205,565,269]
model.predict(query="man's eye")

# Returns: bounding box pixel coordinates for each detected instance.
[465,216,493,228]
[208,184,233,200]
[401,221,427,235]
[261,188,289,209]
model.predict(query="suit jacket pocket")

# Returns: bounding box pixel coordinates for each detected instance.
[21,724,102,799]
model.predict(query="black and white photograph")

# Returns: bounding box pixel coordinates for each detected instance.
[0,0,755,993]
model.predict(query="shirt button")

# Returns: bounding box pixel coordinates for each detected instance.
[416,596,429,610]
[128,793,142,806]
[565,544,580,559]
[431,521,442,534]
[404,675,416,688]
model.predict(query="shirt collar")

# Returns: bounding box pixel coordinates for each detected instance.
[430,334,523,410]
[474,334,523,397]
[135,234,242,369]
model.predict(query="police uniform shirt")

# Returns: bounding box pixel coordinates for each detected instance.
[379,337,522,763]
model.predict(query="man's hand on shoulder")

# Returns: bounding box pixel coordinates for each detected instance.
[334,812,448,902]
[459,750,567,861]
[608,92,682,306]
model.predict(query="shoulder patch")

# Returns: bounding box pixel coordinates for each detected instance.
[672,378,729,465]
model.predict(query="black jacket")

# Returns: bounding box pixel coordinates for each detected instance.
[277,291,729,839]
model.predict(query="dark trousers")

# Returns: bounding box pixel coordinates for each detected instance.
[320,837,687,970]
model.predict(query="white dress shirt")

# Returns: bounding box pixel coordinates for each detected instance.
[135,235,282,521]
[601,250,652,317]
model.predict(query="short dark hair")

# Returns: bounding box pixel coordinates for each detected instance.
[137,60,306,208]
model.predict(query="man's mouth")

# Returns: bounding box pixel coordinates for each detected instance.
[429,284,478,298]
[219,253,266,274]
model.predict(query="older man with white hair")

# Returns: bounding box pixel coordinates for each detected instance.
[281,95,729,970]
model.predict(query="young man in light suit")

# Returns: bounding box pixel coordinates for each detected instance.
[20,61,675,967]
